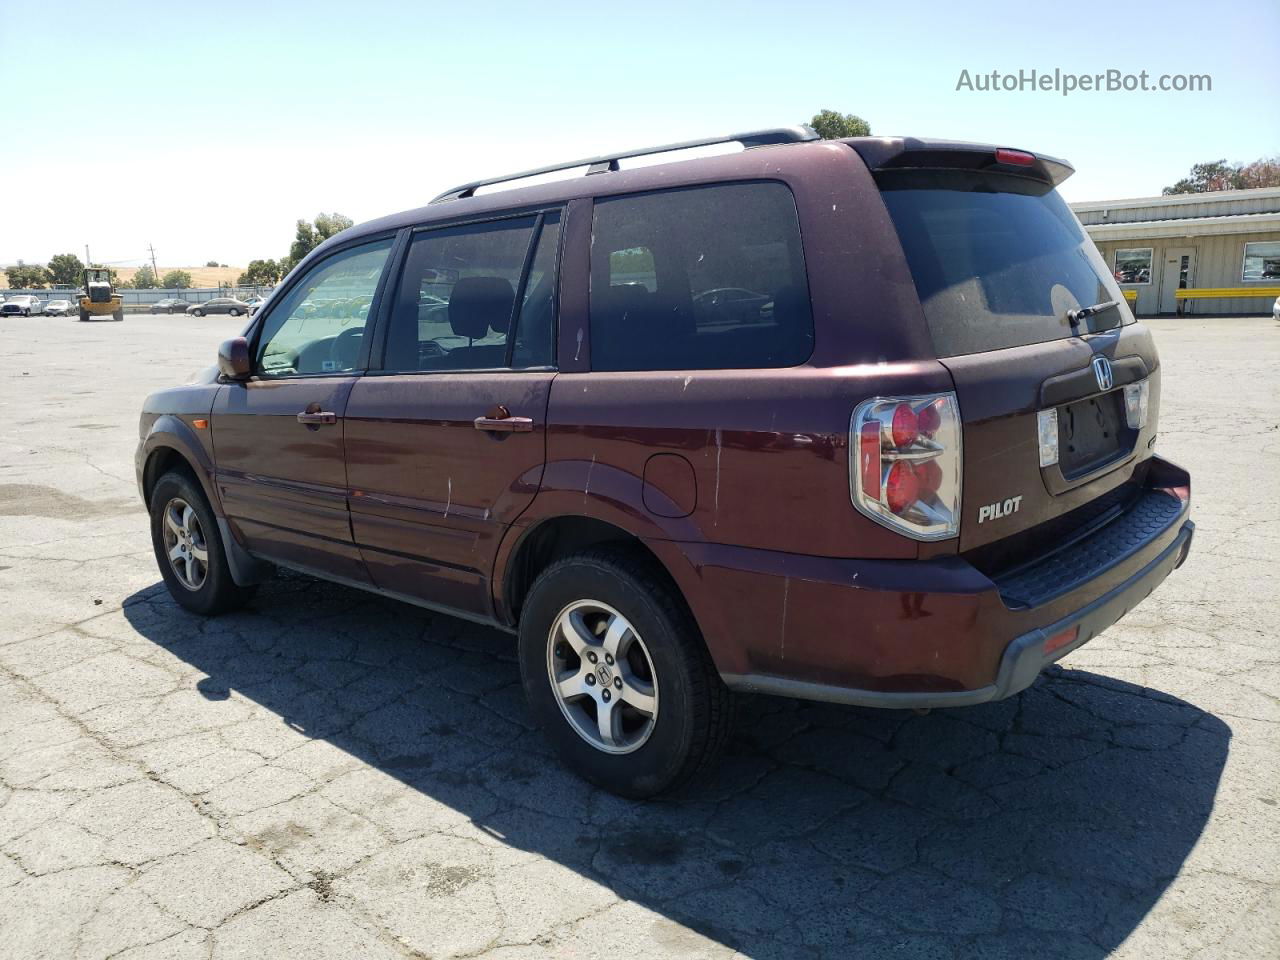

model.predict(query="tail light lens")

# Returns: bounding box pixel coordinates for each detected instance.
[1123,380,1149,429]
[850,393,962,541]
[1037,408,1059,467]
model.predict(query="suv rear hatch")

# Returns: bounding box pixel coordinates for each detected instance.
[856,141,1160,562]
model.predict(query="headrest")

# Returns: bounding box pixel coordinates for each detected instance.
[449,277,514,340]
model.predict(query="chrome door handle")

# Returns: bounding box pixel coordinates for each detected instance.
[296,411,337,425]
[474,415,534,433]
[474,404,534,433]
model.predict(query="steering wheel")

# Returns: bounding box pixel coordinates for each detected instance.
[329,327,363,370]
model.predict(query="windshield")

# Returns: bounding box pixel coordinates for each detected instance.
[878,170,1131,357]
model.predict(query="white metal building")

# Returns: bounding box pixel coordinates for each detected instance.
[1071,187,1280,315]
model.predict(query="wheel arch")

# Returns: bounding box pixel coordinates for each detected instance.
[140,417,220,515]
[497,515,688,631]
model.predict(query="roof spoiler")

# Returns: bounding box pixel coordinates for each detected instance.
[847,137,1074,186]
[431,126,821,203]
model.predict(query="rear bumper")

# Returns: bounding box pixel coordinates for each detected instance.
[657,456,1192,709]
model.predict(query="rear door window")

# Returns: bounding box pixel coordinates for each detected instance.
[383,213,561,372]
[589,182,813,371]
[878,171,1131,357]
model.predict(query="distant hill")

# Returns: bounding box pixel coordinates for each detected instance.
[115,265,244,288]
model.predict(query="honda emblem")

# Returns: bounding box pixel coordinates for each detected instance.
[1091,355,1113,391]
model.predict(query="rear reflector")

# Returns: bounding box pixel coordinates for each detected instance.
[995,148,1036,167]
[1044,625,1079,655]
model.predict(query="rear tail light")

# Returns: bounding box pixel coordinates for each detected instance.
[1037,408,1059,467]
[1123,380,1149,429]
[850,393,962,541]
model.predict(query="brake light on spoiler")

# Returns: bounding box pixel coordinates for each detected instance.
[851,393,962,541]
[995,147,1036,167]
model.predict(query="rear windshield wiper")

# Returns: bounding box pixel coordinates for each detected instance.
[1066,299,1118,335]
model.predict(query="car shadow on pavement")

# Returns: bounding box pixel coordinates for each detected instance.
[122,572,1229,959]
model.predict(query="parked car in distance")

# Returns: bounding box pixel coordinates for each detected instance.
[246,295,272,317]
[43,299,75,316]
[187,297,250,317]
[136,128,1194,798]
[0,295,42,317]
[151,298,191,315]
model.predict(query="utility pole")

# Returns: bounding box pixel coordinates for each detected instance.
[148,243,159,281]
[85,244,91,266]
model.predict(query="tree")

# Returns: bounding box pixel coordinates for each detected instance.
[1238,156,1280,189]
[47,253,85,286]
[130,264,159,289]
[283,212,354,272]
[5,263,51,288]
[1162,155,1280,194]
[807,109,871,140]
[238,259,281,286]
[161,270,192,289]
[205,260,219,267]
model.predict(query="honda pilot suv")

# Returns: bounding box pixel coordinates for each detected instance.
[137,128,1193,797]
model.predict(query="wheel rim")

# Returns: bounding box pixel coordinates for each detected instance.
[546,600,659,755]
[161,497,209,591]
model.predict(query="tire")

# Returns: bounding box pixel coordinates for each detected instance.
[518,547,734,798]
[192,309,204,317]
[229,308,241,317]
[78,308,89,322]
[112,309,123,321]
[149,470,253,616]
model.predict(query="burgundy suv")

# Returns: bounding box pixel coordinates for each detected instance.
[137,128,1193,797]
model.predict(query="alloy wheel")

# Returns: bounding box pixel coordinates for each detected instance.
[161,497,209,591]
[546,600,659,755]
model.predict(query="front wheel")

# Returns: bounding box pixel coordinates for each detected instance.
[518,548,734,798]
[149,471,253,615]
[228,308,241,317]
[192,309,204,317]
[78,308,89,322]
[112,309,123,321]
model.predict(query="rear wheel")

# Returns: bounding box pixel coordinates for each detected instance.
[229,308,242,317]
[112,308,123,321]
[192,308,204,317]
[518,548,733,798]
[149,471,253,615]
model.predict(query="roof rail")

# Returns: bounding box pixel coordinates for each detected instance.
[430,126,820,203]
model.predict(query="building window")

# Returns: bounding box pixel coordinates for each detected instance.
[1113,248,1153,285]
[1242,241,1280,282]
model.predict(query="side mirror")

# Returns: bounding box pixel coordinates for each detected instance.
[217,337,251,380]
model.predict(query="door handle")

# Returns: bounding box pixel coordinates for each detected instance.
[474,404,535,433]
[297,411,337,425]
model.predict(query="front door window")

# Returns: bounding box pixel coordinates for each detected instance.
[254,239,393,376]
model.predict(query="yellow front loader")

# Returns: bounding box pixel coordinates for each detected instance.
[79,267,124,322]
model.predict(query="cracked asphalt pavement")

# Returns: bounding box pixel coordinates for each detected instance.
[1,314,1277,959]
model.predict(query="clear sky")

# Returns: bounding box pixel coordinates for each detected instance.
[2,0,1276,268]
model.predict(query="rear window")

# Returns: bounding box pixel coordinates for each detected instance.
[879,171,1130,357]
[590,182,813,371]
